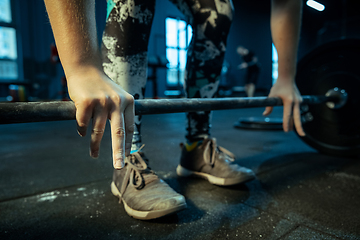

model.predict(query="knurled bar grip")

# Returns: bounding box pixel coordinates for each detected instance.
[0,95,334,124]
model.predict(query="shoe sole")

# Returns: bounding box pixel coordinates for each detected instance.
[176,165,255,186]
[111,182,187,220]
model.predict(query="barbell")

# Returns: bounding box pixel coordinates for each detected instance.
[0,39,359,157]
[0,92,342,124]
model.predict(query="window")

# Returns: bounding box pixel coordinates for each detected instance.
[0,0,19,80]
[0,0,12,23]
[165,17,192,86]
[272,43,278,85]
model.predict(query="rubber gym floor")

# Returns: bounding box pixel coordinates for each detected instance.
[0,106,359,240]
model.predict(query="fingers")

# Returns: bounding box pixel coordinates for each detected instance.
[282,100,293,133]
[107,94,134,169]
[293,101,306,136]
[123,99,135,157]
[282,99,305,136]
[90,105,107,159]
[75,103,92,137]
[74,92,134,170]
[266,82,305,135]
[76,100,108,159]
[109,110,126,169]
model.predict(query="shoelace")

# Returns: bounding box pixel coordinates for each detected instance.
[203,138,235,166]
[120,151,158,197]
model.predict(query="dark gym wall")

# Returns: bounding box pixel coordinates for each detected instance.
[225,0,273,93]
[15,0,274,100]
[146,0,179,98]
[11,0,104,100]
[20,0,60,100]
[146,0,274,97]
[298,0,360,60]
[18,0,107,100]
[146,0,360,95]
[13,0,359,100]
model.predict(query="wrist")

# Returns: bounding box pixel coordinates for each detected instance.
[277,68,296,83]
[275,74,296,85]
[58,47,103,80]
[65,64,104,82]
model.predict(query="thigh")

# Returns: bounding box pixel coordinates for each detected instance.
[101,0,156,93]
[169,0,234,24]
[103,0,156,56]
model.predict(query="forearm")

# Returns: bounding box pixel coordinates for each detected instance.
[271,0,302,82]
[44,0,102,78]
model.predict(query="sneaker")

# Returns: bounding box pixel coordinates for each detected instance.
[111,150,187,220]
[176,137,256,186]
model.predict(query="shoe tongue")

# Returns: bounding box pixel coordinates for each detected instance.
[129,149,158,185]
[130,156,142,168]
[130,150,147,168]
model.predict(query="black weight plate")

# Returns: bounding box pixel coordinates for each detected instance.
[296,39,360,157]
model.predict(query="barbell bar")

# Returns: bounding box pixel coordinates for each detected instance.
[0,88,345,124]
[1,39,358,158]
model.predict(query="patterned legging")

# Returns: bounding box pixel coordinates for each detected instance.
[102,0,234,150]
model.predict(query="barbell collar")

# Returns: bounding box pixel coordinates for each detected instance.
[325,87,348,109]
[0,95,339,124]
